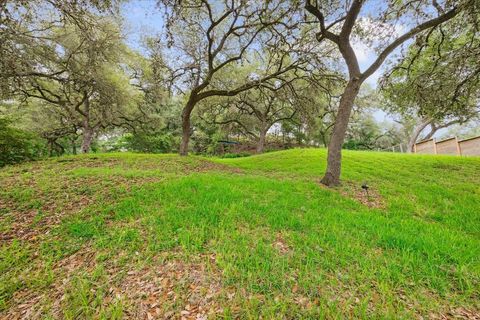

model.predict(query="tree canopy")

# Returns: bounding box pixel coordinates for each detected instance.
[1,0,479,185]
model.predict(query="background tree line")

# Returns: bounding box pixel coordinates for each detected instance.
[1,0,479,185]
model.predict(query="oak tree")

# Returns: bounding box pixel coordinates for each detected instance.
[158,0,315,155]
[305,0,471,185]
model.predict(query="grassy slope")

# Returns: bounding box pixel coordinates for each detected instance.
[0,149,479,319]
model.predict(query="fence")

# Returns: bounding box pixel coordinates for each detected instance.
[414,136,480,156]
[377,143,407,153]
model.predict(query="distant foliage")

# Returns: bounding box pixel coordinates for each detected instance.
[123,132,175,154]
[0,118,45,166]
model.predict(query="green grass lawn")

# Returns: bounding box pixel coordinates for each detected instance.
[1,149,479,319]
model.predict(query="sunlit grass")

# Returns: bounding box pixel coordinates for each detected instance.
[1,149,479,318]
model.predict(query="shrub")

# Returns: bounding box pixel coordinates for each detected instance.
[123,132,174,153]
[0,118,44,167]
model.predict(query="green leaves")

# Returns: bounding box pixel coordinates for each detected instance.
[0,118,45,167]
[382,13,480,122]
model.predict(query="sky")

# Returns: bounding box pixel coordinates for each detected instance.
[119,1,403,125]
[121,1,385,82]
[117,1,480,142]
[121,1,164,52]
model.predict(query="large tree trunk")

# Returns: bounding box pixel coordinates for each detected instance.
[256,129,267,153]
[407,118,431,153]
[179,99,196,156]
[80,96,93,154]
[81,125,94,154]
[320,80,361,187]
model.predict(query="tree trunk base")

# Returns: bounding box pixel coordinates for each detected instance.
[81,130,93,154]
[320,172,341,187]
[179,100,195,157]
[179,136,189,156]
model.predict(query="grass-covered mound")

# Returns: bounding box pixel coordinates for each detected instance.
[1,149,479,318]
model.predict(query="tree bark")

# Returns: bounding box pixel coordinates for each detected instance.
[407,118,431,153]
[81,125,94,154]
[256,129,267,153]
[80,97,93,154]
[179,99,196,156]
[306,0,460,186]
[320,79,361,186]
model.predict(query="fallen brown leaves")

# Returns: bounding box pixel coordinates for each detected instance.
[0,176,154,244]
[1,250,230,320]
[5,246,95,318]
[317,180,386,209]
[0,156,244,319]
[428,308,480,320]
[273,233,291,255]
[0,156,238,244]
[112,253,224,319]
